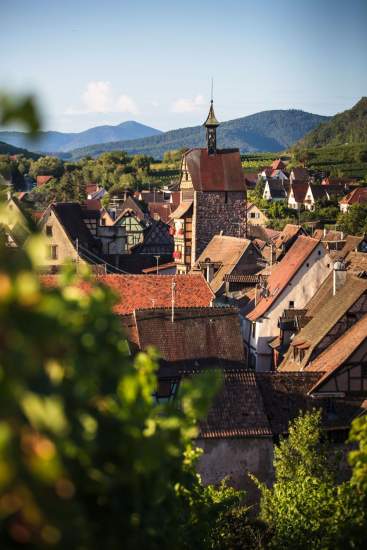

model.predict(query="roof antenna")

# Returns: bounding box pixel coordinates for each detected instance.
[171,279,176,323]
[211,77,214,103]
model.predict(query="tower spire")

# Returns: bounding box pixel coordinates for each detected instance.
[203,83,219,155]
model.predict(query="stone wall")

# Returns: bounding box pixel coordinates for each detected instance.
[196,437,274,504]
[192,191,247,263]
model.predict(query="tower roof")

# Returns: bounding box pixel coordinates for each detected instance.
[204,100,220,127]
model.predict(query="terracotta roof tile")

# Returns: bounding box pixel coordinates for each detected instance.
[148,202,174,223]
[290,181,309,203]
[170,200,193,220]
[124,307,245,363]
[291,167,309,180]
[273,224,304,250]
[40,273,214,315]
[247,236,321,321]
[280,275,367,371]
[307,314,367,387]
[36,175,53,187]
[185,148,246,192]
[192,235,253,293]
[340,187,367,205]
[271,159,286,170]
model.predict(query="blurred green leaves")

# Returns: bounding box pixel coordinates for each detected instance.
[0,93,41,136]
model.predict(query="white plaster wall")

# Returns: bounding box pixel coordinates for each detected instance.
[245,244,332,371]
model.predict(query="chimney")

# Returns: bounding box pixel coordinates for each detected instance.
[333,261,347,296]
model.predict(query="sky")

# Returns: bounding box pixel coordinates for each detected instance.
[1,0,366,133]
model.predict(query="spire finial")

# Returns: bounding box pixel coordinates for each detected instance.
[211,77,214,103]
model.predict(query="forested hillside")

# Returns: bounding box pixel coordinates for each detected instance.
[299,97,367,148]
[0,141,39,159]
[64,109,329,159]
[0,121,162,153]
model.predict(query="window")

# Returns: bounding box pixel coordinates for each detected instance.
[250,212,256,219]
[224,192,228,204]
[289,300,294,309]
[46,225,53,237]
[101,218,106,226]
[47,245,58,260]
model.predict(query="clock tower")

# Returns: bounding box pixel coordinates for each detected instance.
[204,100,219,155]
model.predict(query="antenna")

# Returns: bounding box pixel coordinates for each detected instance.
[171,280,176,323]
[211,77,214,102]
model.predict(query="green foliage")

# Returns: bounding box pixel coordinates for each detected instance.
[0,219,247,548]
[349,416,367,492]
[254,410,367,549]
[300,97,367,149]
[0,93,40,136]
[210,504,269,549]
[337,203,367,235]
[29,156,64,179]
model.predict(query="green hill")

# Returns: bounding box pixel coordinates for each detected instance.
[300,97,367,148]
[64,109,329,160]
[0,141,39,159]
[0,121,162,154]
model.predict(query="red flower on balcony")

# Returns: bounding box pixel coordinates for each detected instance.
[173,250,182,260]
[169,226,175,236]
[177,229,184,236]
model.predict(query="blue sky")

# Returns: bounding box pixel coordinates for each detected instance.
[1,0,366,133]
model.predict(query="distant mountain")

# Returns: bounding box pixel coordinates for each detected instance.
[299,97,367,148]
[0,141,39,159]
[0,121,162,154]
[65,109,329,160]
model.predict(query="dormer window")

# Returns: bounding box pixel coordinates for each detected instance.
[46,225,53,237]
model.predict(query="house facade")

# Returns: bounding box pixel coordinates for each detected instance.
[244,236,333,371]
[247,202,268,226]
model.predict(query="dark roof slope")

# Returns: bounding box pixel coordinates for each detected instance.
[257,372,366,434]
[198,370,272,438]
[47,202,97,250]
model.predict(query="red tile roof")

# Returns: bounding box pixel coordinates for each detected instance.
[339,187,367,205]
[122,307,245,363]
[291,167,309,181]
[36,175,53,187]
[83,199,101,211]
[185,148,246,192]
[148,202,174,223]
[40,274,214,315]
[271,159,286,170]
[290,180,309,203]
[307,314,367,391]
[86,183,98,195]
[273,224,304,250]
[247,236,321,321]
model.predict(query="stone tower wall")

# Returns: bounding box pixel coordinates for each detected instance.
[191,191,247,263]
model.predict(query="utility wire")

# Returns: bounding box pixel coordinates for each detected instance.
[77,242,130,275]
